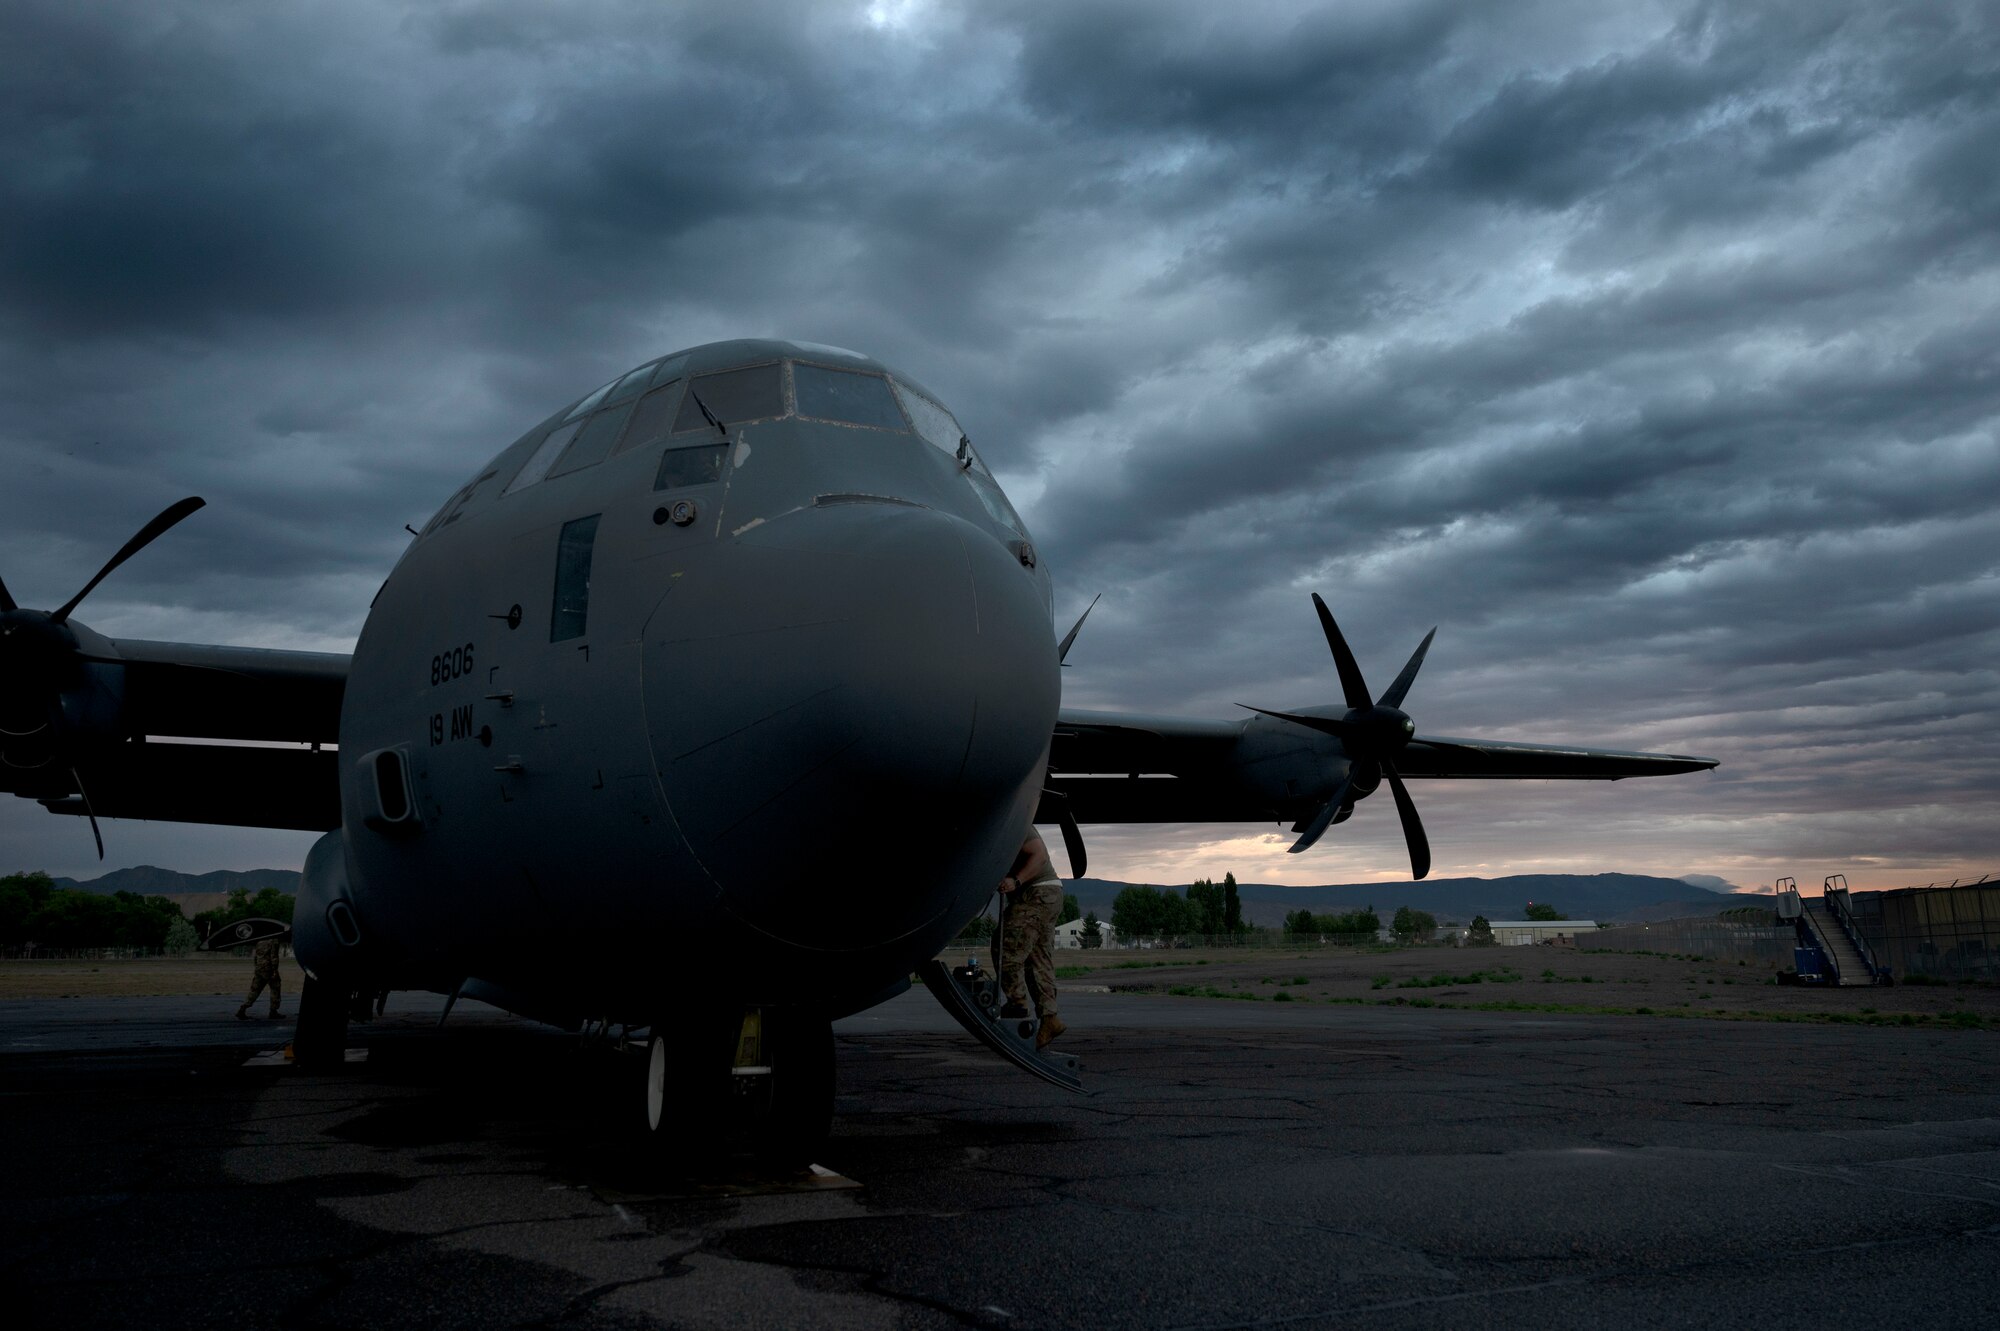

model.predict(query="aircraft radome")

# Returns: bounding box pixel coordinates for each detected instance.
[0,338,1716,1164]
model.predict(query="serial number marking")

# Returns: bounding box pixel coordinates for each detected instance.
[430,643,475,686]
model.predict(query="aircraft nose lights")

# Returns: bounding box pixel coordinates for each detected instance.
[1240,593,1441,878]
[654,500,698,526]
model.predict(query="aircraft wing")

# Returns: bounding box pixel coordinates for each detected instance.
[2,639,348,832]
[1040,707,1716,825]
[1390,735,1718,780]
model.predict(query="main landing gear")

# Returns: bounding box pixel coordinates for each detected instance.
[293,975,350,1070]
[292,975,379,1069]
[639,1005,835,1172]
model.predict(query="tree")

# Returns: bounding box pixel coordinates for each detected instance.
[163,917,199,954]
[1186,878,1225,935]
[0,871,56,943]
[1283,908,1319,936]
[1111,885,1165,938]
[1080,911,1103,949]
[1523,902,1564,921]
[1059,893,1081,925]
[1222,872,1243,934]
[194,886,297,941]
[1468,915,1494,945]
[1392,906,1437,942]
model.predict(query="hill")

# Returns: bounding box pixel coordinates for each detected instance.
[52,865,301,897]
[1064,872,1746,927]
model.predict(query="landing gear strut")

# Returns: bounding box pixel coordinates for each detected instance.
[293,975,350,1070]
[638,1006,834,1171]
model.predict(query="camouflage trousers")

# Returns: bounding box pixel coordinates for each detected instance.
[999,879,1063,1020]
[243,963,281,1013]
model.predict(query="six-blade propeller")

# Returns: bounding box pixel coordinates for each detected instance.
[1242,593,1439,878]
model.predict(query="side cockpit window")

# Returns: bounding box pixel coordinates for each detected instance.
[550,514,601,642]
[893,381,964,457]
[794,363,907,431]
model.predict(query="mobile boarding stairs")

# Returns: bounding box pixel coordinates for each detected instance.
[1775,876,1890,986]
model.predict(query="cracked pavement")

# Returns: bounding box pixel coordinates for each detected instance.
[4,991,1998,1328]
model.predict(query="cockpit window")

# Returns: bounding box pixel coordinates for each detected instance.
[548,398,637,479]
[502,419,583,495]
[610,381,681,459]
[602,361,658,407]
[654,443,728,490]
[794,363,908,431]
[892,382,964,456]
[962,443,1028,536]
[649,353,689,389]
[673,363,784,433]
[563,378,616,423]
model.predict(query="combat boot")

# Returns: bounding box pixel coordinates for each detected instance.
[999,1002,1030,1019]
[235,1005,250,1020]
[1035,1015,1066,1049]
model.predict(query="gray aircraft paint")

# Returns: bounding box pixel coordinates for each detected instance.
[320,339,1058,1022]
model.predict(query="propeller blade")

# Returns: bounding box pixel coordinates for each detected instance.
[70,766,105,860]
[1056,804,1087,880]
[51,496,205,624]
[1236,703,1361,743]
[1288,772,1353,854]
[1376,627,1436,710]
[1057,593,1100,665]
[1312,593,1373,712]
[1382,761,1429,880]
[0,572,15,613]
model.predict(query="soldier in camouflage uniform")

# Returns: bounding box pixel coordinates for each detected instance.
[236,935,284,1019]
[998,828,1066,1049]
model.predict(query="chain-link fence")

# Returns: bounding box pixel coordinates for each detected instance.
[1580,919,1794,965]
[1848,883,2000,982]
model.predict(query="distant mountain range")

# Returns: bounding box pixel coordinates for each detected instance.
[54,865,301,896]
[49,864,1754,928]
[1064,872,1754,927]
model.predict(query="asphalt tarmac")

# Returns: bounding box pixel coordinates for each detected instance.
[4,989,1998,1329]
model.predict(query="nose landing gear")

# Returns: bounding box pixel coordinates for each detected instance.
[639,1005,834,1172]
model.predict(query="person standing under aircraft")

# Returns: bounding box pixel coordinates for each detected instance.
[998,828,1066,1049]
[236,934,285,1020]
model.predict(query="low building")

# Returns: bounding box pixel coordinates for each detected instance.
[1484,920,1599,946]
[1055,917,1118,949]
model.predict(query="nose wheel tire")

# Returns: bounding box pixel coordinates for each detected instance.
[635,1008,834,1172]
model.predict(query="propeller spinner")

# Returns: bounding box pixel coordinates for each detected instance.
[1242,594,1439,877]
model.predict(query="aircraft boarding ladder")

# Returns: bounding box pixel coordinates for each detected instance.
[1774,876,1886,986]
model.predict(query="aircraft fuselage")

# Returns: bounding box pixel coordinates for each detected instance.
[313,340,1059,1023]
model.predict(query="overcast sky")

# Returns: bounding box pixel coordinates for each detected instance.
[3,0,1995,892]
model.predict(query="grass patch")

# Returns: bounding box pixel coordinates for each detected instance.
[1397,967,1522,988]
[1055,966,1093,979]
[1166,984,1259,1001]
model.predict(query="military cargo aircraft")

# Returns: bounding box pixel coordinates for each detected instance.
[0,338,1715,1161]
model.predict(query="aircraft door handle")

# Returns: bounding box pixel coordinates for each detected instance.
[493,756,524,773]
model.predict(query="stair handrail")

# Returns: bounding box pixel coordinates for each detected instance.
[1773,876,1803,921]
[1822,876,1884,983]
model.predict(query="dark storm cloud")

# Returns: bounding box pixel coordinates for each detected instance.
[0,0,1994,886]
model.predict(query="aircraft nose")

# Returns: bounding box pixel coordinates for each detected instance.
[642,500,1058,952]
